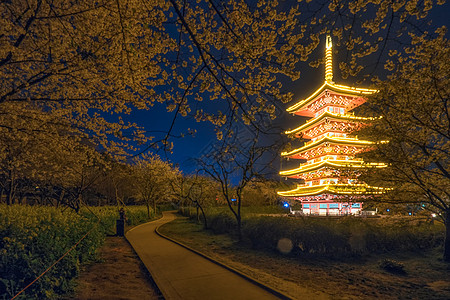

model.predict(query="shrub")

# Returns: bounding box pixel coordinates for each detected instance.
[0,204,151,299]
[243,217,349,257]
[207,212,237,234]
[180,206,444,258]
[379,259,407,275]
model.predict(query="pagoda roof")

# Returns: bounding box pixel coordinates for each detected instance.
[286,81,378,114]
[279,159,387,177]
[285,111,374,136]
[281,136,374,158]
[277,183,387,197]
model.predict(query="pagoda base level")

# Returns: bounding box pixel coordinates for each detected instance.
[287,196,363,216]
[301,201,362,216]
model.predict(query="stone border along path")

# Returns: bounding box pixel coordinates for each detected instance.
[126,211,291,300]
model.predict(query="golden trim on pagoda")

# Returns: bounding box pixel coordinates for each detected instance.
[279,159,387,177]
[286,82,378,115]
[281,136,375,158]
[277,183,387,197]
[285,111,375,136]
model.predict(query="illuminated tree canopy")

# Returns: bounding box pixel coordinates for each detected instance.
[1,0,445,152]
[359,30,449,260]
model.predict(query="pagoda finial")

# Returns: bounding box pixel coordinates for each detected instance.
[325,35,333,83]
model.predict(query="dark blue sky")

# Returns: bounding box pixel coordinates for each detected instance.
[132,3,450,174]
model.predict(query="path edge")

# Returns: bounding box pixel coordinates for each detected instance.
[125,214,168,299]
[155,216,293,300]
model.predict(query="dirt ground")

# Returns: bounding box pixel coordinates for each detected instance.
[69,236,162,300]
[159,217,450,300]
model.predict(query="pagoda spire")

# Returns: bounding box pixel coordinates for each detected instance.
[325,35,333,83]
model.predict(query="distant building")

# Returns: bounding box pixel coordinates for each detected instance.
[278,35,387,216]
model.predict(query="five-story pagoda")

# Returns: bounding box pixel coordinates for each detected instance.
[278,35,386,216]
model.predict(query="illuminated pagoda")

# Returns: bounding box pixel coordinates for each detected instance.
[278,35,386,216]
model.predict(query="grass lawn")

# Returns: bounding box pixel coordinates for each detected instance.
[159,216,450,300]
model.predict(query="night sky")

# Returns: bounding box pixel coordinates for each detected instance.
[134,3,450,175]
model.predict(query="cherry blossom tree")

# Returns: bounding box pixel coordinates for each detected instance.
[172,173,219,228]
[133,154,180,217]
[2,0,443,151]
[0,101,104,207]
[359,30,450,261]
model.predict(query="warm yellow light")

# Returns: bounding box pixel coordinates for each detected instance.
[325,35,333,83]
[286,82,378,113]
[279,159,387,176]
[286,82,328,112]
[277,183,389,197]
[284,111,375,135]
[332,83,378,94]
[281,136,375,157]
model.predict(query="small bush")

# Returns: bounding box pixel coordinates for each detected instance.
[379,259,407,275]
[207,212,236,234]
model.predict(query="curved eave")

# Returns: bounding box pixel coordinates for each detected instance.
[279,159,387,176]
[277,183,388,197]
[284,111,374,135]
[281,136,373,157]
[286,81,378,113]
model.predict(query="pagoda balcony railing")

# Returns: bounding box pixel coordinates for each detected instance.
[303,136,360,147]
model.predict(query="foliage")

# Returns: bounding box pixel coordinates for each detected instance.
[1,0,444,151]
[172,174,221,228]
[245,217,444,256]
[359,29,450,260]
[379,259,407,275]
[241,179,280,206]
[361,29,449,216]
[133,154,180,217]
[180,208,444,257]
[0,102,104,208]
[91,161,137,207]
[0,204,151,299]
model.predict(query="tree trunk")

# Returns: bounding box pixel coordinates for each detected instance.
[74,193,81,213]
[7,175,15,205]
[237,193,242,241]
[196,205,200,223]
[57,189,65,208]
[237,214,242,241]
[444,210,450,262]
[146,201,151,218]
[199,204,208,229]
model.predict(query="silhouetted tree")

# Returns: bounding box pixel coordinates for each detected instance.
[199,128,280,239]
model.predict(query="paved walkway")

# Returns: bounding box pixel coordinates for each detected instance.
[126,211,281,300]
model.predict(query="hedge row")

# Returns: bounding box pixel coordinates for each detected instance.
[180,207,444,257]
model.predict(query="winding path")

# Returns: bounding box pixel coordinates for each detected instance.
[126,211,282,300]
